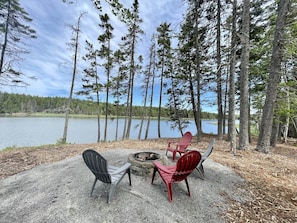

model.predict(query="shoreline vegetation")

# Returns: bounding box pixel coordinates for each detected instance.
[0,112,168,120]
[0,135,296,222]
[0,92,219,120]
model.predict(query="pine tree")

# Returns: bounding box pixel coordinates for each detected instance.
[0,0,36,86]
[78,40,102,142]
[156,22,172,138]
[119,0,144,139]
[145,36,157,140]
[97,13,114,142]
[111,49,127,141]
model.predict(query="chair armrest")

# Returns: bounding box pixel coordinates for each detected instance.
[176,143,191,151]
[153,161,175,174]
[168,141,176,147]
[109,163,131,175]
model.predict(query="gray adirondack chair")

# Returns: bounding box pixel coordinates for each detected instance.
[196,139,215,179]
[82,149,131,203]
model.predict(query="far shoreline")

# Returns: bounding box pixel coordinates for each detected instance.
[0,112,170,120]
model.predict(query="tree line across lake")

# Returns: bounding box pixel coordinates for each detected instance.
[0,92,217,119]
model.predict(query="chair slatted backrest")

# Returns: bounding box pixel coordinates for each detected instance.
[180,132,192,145]
[177,131,193,153]
[173,150,201,182]
[203,139,215,159]
[82,149,111,183]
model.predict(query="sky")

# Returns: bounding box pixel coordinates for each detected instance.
[2,0,191,108]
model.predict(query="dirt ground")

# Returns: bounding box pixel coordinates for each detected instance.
[0,135,296,222]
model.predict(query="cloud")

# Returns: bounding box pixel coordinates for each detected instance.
[2,0,186,106]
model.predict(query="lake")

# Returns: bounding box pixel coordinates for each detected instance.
[0,117,219,150]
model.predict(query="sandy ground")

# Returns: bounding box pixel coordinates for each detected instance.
[0,148,246,223]
[1,137,296,222]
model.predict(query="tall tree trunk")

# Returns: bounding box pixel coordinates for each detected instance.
[146,74,155,140]
[239,0,250,150]
[122,0,143,140]
[122,78,130,139]
[145,77,154,140]
[283,86,290,143]
[62,13,84,143]
[223,66,228,135]
[256,0,290,153]
[291,117,297,136]
[138,68,150,140]
[228,0,237,154]
[145,38,156,140]
[216,0,223,140]
[114,63,123,141]
[115,104,119,141]
[157,63,164,138]
[104,55,110,142]
[270,116,280,147]
[126,52,135,139]
[95,71,101,143]
[193,0,202,141]
[188,66,199,136]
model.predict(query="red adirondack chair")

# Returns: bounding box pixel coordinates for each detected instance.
[151,150,201,202]
[166,131,193,161]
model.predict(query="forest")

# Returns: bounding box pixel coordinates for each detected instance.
[0,92,217,119]
[1,0,297,151]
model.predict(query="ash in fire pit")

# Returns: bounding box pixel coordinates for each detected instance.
[128,152,168,176]
[134,152,160,162]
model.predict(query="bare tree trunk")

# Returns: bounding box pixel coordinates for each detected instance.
[188,67,199,137]
[138,69,150,140]
[239,0,250,150]
[256,0,290,153]
[146,75,155,140]
[139,37,156,139]
[126,57,135,139]
[145,38,156,140]
[104,40,112,142]
[114,61,123,141]
[145,72,155,140]
[157,66,164,138]
[62,13,84,143]
[122,85,130,139]
[283,86,290,143]
[228,0,237,154]
[193,0,202,141]
[104,53,111,142]
[291,117,297,134]
[223,66,228,135]
[95,73,101,143]
[270,116,280,147]
[122,0,142,140]
[216,0,223,140]
[115,110,119,140]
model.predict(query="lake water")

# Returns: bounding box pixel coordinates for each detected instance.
[0,117,219,150]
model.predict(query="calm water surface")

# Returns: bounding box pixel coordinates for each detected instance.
[0,117,219,150]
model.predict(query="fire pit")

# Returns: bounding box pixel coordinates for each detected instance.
[128,151,168,176]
